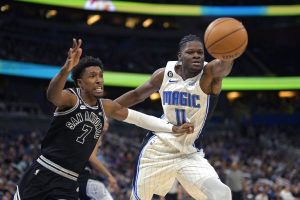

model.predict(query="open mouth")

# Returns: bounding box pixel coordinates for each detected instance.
[95,86,103,93]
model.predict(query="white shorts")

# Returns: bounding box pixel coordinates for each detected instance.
[130,134,218,200]
[86,179,113,200]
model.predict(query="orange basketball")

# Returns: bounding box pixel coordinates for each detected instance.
[204,17,248,60]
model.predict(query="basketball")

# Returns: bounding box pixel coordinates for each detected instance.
[204,17,248,60]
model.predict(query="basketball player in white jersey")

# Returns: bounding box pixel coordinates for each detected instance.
[115,34,236,200]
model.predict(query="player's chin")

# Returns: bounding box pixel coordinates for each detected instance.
[93,91,103,98]
[190,64,203,72]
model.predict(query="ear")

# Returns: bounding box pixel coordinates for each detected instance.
[177,52,182,61]
[77,79,83,88]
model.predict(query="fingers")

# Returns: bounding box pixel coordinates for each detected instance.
[182,123,194,133]
[181,123,194,134]
[72,38,82,51]
[109,180,118,191]
[188,126,194,133]
[68,48,72,58]
[74,48,82,58]
[172,122,194,136]
[72,38,76,49]
[77,38,82,48]
[69,38,82,60]
[69,38,82,57]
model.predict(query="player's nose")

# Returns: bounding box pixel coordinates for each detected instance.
[192,53,201,58]
[95,76,103,84]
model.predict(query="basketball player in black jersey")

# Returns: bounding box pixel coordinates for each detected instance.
[14,39,194,200]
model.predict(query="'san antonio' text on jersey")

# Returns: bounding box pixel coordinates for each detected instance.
[66,111,103,139]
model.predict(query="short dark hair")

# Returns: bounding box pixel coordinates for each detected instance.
[178,34,203,53]
[71,56,104,86]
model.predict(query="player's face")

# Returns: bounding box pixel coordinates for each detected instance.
[178,41,205,73]
[78,66,104,98]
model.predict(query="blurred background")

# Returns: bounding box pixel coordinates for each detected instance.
[0,0,299,199]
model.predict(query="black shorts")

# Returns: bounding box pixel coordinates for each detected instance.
[165,193,177,200]
[14,161,79,200]
[78,173,89,200]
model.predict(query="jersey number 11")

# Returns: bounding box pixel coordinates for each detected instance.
[175,109,186,125]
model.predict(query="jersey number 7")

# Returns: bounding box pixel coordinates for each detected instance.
[76,124,93,144]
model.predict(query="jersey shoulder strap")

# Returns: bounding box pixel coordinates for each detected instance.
[54,88,80,116]
[161,61,179,86]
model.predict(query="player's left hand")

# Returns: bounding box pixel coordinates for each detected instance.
[172,122,194,135]
[108,175,118,192]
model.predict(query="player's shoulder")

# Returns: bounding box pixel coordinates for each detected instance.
[153,67,165,76]
[63,87,79,97]
[100,98,116,115]
[100,98,112,105]
[167,60,178,65]
[61,88,78,103]
[165,60,178,69]
[103,98,124,109]
[154,61,178,75]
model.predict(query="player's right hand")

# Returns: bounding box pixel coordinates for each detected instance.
[172,123,194,135]
[63,38,82,72]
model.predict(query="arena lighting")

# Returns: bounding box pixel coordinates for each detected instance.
[1,4,10,12]
[163,21,171,29]
[125,17,140,28]
[150,93,161,101]
[278,91,297,98]
[142,18,153,28]
[45,9,57,19]
[87,14,101,25]
[227,91,241,101]
[1,60,300,90]
[15,0,300,16]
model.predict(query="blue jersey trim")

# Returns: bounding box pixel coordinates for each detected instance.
[193,95,210,151]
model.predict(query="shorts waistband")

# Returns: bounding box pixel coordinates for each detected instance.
[37,155,78,181]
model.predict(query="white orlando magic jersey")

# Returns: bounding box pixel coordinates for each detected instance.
[156,61,211,154]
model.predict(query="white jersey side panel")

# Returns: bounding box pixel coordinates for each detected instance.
[157,61,210,153]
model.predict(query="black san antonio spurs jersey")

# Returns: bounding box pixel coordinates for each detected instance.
[41,88,105,174]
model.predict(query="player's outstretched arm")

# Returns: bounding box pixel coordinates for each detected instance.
[88,139,118,190]
[102,99,194,134]
[207,59,234,78]
[114,68,164,107]
[46,38,82,108]
[201,59,234,95]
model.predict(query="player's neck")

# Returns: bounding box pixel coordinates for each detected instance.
[80,91,97,106]
[176,65,199,80]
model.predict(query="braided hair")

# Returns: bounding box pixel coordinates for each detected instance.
[178,34,203,53]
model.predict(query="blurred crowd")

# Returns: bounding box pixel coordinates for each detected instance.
[0,79,299,199]
[0,122,299,200]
